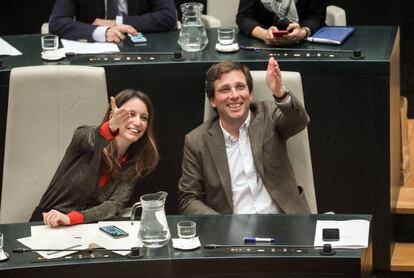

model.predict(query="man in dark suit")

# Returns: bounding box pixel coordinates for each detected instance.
[178,57,311,214]
[49,0,177,42]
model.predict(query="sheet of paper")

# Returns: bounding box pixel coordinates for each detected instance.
[313,219,370,249]
[18,222,140,259]
[18,231,87,259]
[61,39,119,54]
[91,221,141,256]
[31,223,98,244]
[0,37,22,56]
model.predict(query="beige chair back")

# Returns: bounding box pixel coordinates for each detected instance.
[1,65,108,223]
[326,5,347,26]
[206,0,239,27]
[204,70,317,213]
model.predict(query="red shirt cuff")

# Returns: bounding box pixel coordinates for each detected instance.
[67,211,85,225]
[100,121,118,140]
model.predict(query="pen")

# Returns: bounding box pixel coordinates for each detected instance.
[243,237,276,243]
[46,244,82,255]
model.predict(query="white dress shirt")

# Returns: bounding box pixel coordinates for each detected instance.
[93,0,129,42]
[220,111,281,214]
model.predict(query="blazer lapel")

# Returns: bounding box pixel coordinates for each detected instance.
[206,121,233,208]
[248,109,265,178]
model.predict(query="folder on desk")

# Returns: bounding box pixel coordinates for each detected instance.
[307,27,355,45]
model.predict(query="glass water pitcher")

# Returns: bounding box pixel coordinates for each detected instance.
[130,191,171,248]
[178,2,209,52]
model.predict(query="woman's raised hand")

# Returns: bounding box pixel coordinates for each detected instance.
[109,97,130,133]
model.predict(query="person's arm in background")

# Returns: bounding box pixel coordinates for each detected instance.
[297,0,326,35]
[123,0,177,33]
[49,0,97,41]
[237,0,272,37]
[49,0,138,42]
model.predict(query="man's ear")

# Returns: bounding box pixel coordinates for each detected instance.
[209,97,216,108]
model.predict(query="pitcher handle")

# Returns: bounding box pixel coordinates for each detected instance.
[130,202,142,225]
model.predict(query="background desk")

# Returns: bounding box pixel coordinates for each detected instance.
[0,26,399,270]
[0,214,372,278]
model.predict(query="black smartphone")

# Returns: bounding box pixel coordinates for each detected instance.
[99,225,129,238]
[322,228,340,241]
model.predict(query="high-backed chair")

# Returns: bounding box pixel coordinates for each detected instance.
[203,71,317,213]
[325,5,346,26]
[0,65,108,223]
[203,1,346,28]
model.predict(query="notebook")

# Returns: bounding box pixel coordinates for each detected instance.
[307,27,355,45]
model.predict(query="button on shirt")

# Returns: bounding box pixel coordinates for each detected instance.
[220,111,281,214]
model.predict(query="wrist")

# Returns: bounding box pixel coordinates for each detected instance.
[273,85,290,102]
[302,27,311,40]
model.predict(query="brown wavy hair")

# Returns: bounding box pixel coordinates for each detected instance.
[101,89,159,181]
[205,60,253,100]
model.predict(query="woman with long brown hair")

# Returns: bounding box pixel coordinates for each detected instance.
[30,89,158,227]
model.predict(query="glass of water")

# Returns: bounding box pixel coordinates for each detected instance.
[217,28,235,45]
[177,221,196,240]
[41,34,59,58]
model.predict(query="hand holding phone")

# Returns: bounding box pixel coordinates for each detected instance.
[272,30,289,37]
[99,225,129,238]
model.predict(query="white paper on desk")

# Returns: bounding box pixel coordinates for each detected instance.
[31,223,98,244]
[313,219,370,249]
[90,221,142,256]
[61,39,119,54]
[18,231,87,259]
[0,37,22,56]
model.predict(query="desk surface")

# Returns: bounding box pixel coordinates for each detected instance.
[0,214,372,278]
[0,26,397,71]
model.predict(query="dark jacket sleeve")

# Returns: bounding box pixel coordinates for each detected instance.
[49,0,177,42]
[49,0,99,42]
[123,0,177,33]
[297,0,326,35]
[236,0,275,36]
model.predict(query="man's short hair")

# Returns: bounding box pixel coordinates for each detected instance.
[205,61,253,100]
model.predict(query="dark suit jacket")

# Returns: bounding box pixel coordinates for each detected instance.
[178,97,311,215]
[49,0,177,41]
[236,0,326,36]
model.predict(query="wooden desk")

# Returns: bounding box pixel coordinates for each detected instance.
[0,27,399,270]
[0,214,372,278]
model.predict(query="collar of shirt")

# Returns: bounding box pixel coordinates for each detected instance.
[219,111,251,145]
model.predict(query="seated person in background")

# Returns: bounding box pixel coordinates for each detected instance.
[49,0,177,43]
[236,0,326,45]
[178,57,310,214]
[30,89,159,227]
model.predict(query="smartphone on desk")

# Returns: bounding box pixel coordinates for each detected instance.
[99,225,129,238]
[128,33,147,44]
[272,30,290,37]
